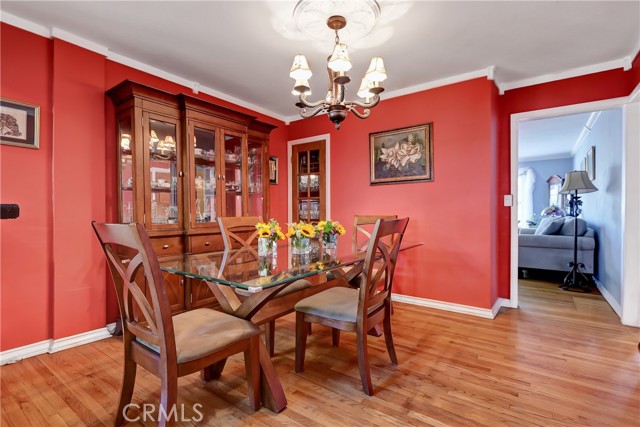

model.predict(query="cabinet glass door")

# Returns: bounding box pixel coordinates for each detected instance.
[193,126,217,225]
[223,132,244,217]
[118,117,134,223]
[147,118,179,227]
[248,141,264,217]
[292,140,325,224]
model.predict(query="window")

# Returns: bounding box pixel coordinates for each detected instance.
[518,167,535,226]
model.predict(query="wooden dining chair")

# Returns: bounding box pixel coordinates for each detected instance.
[353,214,398,252]
[92,222,261,427]
[217,216,311,357]
[294,217,409,396]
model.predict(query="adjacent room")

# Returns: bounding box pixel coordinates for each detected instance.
[1,1,639,426]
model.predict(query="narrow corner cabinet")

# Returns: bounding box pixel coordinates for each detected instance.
[106,80,275,313]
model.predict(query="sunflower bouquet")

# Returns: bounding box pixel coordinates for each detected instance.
[255,219,285,256]
[286,221,316,254]
[316,220,346,249]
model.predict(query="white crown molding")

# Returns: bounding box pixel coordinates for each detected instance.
[2,13,288,124]
[570,111,602,156]
[0,11,51,37]
[519,152,573,163]
[51,27,109,56]
[499,57,630,94]
[392,293,510,319]
[0,324,115,365]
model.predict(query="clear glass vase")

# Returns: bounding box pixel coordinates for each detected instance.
[322,233,338,250]
[291,237,311,254]
[258,238,275,257]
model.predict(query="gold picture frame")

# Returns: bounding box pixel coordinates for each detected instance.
[0,98,40,149]
[370,123,433,185]
[269,156,278,184]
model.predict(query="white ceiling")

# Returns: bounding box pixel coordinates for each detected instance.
[518,112,595,161]
[1,0,638,124]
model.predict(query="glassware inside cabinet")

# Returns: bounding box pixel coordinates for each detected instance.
[193,127,217,224]
[148,119,179,225]
[224,133,243,217]
[119,118,134,223]
[248,141,263,217]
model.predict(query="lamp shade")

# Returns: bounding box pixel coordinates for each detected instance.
[365,57,387,82]
[290,55,312,80]
[560,171,598,194]
[328,43,352,72]
[357,77,373,99]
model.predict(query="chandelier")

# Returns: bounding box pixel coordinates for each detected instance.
[289,15,387,129]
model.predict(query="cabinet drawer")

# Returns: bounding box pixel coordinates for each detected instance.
[189,234,224,253]
[150,236,184,255]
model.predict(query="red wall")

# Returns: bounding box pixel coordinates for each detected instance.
[0,23,287,351]
[289,78,499,308]
[1,21,638,352]
[0,25,53,350]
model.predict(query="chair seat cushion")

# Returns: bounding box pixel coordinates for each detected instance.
[138,308,260,364]
[235,279,311,297]
[294,287,359,323]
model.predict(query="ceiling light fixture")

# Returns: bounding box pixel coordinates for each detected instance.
[289,14,386,129]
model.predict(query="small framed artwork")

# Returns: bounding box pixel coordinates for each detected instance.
[269,156,278,184]
[0,98,40,149]
[586,146,596,180]
[370,123,433,185]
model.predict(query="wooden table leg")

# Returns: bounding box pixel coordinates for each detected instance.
[257,339,287,412]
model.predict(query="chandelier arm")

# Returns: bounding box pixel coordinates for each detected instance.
[345,95,380,109]
[346,105,372,119]
[299,105,327,119]
[298,94,329,108]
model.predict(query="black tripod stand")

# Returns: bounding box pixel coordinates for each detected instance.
[561,190,591,292]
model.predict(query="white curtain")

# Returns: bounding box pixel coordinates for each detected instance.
[518,167,535,226]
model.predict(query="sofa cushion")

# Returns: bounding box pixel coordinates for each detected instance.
[559,217,587,236]
[534,217,565,235]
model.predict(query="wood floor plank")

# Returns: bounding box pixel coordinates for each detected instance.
[1,280,638,426]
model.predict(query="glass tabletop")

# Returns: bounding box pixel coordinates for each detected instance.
[160,240,421,292]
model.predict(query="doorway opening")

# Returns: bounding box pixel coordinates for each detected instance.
[510,95,639,327]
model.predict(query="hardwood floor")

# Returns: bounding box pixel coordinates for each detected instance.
[2,280,638,426]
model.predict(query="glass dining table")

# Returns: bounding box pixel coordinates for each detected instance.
[160,239,421,413]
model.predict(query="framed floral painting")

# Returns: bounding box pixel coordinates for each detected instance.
[369,123,433,185]
[0,98,40,149]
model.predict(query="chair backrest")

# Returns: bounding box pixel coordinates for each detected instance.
[353,214,398,252]
[92,222,176,358]
[358,217,409,320]
[218,216,262,252]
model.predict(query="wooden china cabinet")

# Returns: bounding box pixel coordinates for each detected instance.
[107,80,274,313]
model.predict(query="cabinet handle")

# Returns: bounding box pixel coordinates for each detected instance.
[162,244,169,249]
[204,241,210,246]
[178,171,184,177]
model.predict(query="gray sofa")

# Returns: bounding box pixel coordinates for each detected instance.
[518,217,596,274]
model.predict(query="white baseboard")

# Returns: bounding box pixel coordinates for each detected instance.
[392,293,512,319]
[0,339,51,366]
[594,279,623,319]
[0,324,114,365]
[48,327,113,353]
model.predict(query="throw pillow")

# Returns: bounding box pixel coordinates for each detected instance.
[559,217,587,236]
[534,217,565,235]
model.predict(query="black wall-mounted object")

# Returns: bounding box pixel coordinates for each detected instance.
[1,204,20,219]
